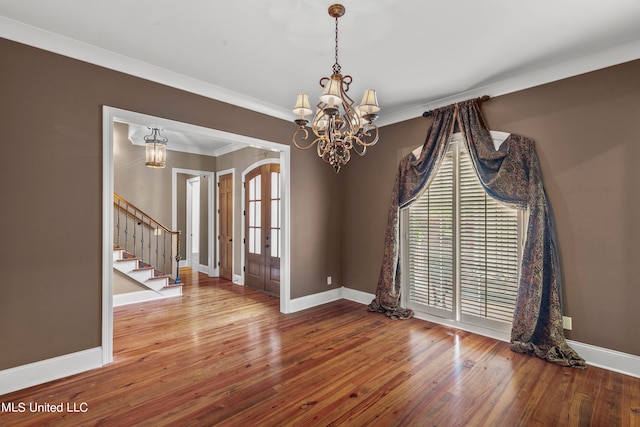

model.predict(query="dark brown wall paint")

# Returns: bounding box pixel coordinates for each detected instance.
[343,60,640,356]
[0,38,342,370]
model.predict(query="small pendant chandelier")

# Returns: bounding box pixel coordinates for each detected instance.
[144,127,168,168]
[292,3,380,173]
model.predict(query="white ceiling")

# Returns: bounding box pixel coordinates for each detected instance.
[2,0,640,135]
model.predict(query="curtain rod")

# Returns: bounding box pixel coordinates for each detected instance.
[422,95,491,117]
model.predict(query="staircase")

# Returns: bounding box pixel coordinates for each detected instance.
[113,193,182,306]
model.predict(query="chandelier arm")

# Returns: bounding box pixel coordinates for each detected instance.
[341,75,352,92]
[292,126,317,150]
[351,140,367,156]
[356,123,380,147]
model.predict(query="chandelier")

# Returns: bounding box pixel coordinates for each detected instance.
[292,4,380,173]
[144,127,168,168]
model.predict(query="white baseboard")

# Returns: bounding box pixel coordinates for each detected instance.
[289,288,342,312]
[0,347,103,396]
[341,287,375,306]
[232,274,243,285]
[113,289,180,307]
[289,287,373,312]
[568,340,640,378]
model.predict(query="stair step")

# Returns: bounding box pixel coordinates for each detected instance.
[113,248,181,294]
[164,282,183,288]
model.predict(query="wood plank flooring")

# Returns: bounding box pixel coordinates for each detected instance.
[1,268,639,426]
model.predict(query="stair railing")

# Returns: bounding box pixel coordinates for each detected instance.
[113,193,181,284]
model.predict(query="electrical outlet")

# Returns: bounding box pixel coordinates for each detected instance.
[327,276,332,286]
[562,316,572,330]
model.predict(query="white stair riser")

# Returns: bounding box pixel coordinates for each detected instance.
[128,269,154,282]
[112,250,124,262]
[146,278,169,291]
[113,250,177,294]
[113,259,139,274]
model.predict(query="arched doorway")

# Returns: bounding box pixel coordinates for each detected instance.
[243,161,281,296]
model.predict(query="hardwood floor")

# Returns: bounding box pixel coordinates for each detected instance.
[1,269,638,426]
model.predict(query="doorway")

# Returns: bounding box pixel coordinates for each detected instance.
[244,162,280,296]
[103,106,292,366]
[173,170,214,275]
[186,177,201,269]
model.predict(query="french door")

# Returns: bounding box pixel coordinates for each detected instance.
[244,163,281,296]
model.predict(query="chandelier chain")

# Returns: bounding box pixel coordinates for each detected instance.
[333,16,341,74]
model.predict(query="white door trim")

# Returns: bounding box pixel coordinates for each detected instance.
[172,168,215,276]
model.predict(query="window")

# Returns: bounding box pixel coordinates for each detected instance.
[247,174,262,255]
[270,170,281,258]
[403,133,524,337]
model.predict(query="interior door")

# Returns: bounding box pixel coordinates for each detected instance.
[219,173,233,281]
[245,163,281,296]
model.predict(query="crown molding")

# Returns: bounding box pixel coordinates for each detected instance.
[0,16,292,123]
[3,16,640,128]
[378,38,640,127]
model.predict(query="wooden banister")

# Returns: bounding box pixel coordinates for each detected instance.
[113,193,175,234]
[113,193,182,284]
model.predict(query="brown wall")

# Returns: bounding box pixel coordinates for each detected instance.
[0,38,342,370]
[343,60,640,357]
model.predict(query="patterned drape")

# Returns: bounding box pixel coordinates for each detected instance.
[370,99,586,368]
[368,105,457,319]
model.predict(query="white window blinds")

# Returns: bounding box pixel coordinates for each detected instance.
[408,150,454,314]
[407,135,521,330]
[458,146,519,323]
